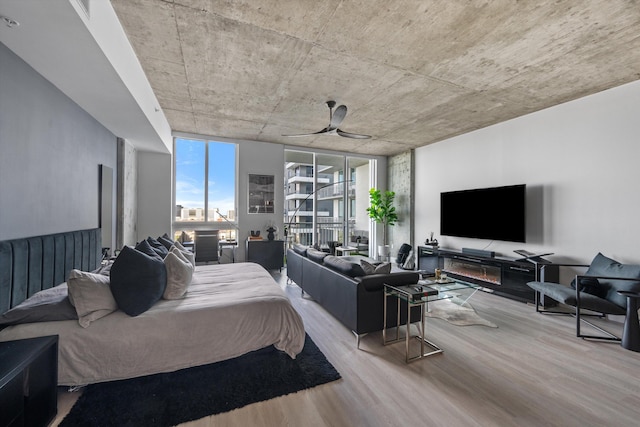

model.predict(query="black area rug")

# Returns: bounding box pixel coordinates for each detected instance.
[60,334,340,427]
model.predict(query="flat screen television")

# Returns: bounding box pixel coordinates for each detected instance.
[440,184,526,243]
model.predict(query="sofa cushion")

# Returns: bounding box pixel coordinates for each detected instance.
[306,248,329,264]
[585,252,640,308]
[324,255,366,277]
[292,244,308,256]
[528,281,626,315]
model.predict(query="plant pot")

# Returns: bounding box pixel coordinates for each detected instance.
[378,245,390,258]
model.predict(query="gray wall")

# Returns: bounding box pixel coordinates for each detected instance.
[0,42,117,241]
[415,79,640,266]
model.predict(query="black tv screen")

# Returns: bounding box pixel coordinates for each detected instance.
[440,184,526,243]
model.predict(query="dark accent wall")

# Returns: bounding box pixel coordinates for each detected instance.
[0,42,117,241]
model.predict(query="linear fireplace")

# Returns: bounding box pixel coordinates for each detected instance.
[443,258,501,285]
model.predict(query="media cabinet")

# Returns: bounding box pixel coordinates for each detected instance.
[417,246,559,304]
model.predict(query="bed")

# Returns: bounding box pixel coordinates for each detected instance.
[0,229,305,386]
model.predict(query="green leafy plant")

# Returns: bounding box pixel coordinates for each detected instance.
[366,188,397,247]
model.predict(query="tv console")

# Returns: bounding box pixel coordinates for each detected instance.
[417,246,558,304]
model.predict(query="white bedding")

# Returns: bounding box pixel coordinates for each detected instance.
[0,262,305,386]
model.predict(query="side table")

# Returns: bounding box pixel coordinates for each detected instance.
[0,335,59,427]
[617,290,640,352]
[383,283,443,363]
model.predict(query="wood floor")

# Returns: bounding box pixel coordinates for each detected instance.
[52,268,640,427]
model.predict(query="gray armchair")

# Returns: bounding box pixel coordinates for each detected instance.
[527,252,640,342]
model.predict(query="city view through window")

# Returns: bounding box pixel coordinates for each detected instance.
[174,138,237,242]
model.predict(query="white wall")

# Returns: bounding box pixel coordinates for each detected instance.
[415,80,640,265]
[236,140,285,261]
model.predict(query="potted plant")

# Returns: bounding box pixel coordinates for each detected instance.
[366,188,398,259]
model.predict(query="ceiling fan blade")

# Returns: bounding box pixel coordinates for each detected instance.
[330,105,347,129]
[336,129,371,139]
[282,127,331,137]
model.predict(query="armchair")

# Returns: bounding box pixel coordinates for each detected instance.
[527,253,640,344]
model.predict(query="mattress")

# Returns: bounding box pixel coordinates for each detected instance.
[0,262,305,386]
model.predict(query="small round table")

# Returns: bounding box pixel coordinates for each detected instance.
[617,290,640,352]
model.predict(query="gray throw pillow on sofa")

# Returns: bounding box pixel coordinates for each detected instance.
[324,255,366,277]
[361,259,391,275]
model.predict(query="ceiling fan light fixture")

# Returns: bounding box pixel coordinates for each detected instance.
[283,100,371,139]
[1,15,20,28]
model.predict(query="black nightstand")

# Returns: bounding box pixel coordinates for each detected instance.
[0,335,58,427]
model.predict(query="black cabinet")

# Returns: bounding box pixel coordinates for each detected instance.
[0,336,58,427]
[417,247,558,304]
[246,239,284,271]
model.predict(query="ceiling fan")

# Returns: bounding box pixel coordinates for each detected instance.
[283,100,371,139]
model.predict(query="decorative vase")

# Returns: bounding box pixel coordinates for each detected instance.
[266,227,276,240]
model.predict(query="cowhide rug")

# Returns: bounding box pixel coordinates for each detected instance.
[425,298,498,328]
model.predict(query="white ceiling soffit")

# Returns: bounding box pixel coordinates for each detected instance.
[0,0,171,153]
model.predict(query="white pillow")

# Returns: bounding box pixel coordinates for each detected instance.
[67,269,118,328]
[163,249,194,300]
[173,241,195,268]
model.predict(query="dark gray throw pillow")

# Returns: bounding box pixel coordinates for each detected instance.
[158,234,175,250]
[145,236,169,257]
[110,245,167,316]
[136,239,164,259]
[585,252,640,308]
[0,284,78,326]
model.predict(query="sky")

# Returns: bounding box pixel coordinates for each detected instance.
[175,138,236,215]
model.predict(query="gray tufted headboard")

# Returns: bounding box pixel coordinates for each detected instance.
[0,228,101,313]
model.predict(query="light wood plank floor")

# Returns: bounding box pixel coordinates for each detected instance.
[52,268,640,427]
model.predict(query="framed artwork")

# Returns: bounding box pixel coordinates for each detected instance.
[248,174,274,214]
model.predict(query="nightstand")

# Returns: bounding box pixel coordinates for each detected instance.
[0,336,58,427]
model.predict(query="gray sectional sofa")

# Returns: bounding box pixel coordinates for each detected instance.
[286,244,421,346]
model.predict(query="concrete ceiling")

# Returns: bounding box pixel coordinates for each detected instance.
[110,0,640,156]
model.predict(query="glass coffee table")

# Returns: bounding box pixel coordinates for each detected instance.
[383,278,481,363]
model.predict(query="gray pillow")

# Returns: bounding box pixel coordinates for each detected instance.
[361,259,392,275]
[0,283,77,326]
[173,241,195,268]
[163,247,194,300]
[67,269,118,328]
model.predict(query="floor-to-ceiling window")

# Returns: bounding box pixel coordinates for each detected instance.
[174,137,237,243]
[284,149,372,254]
